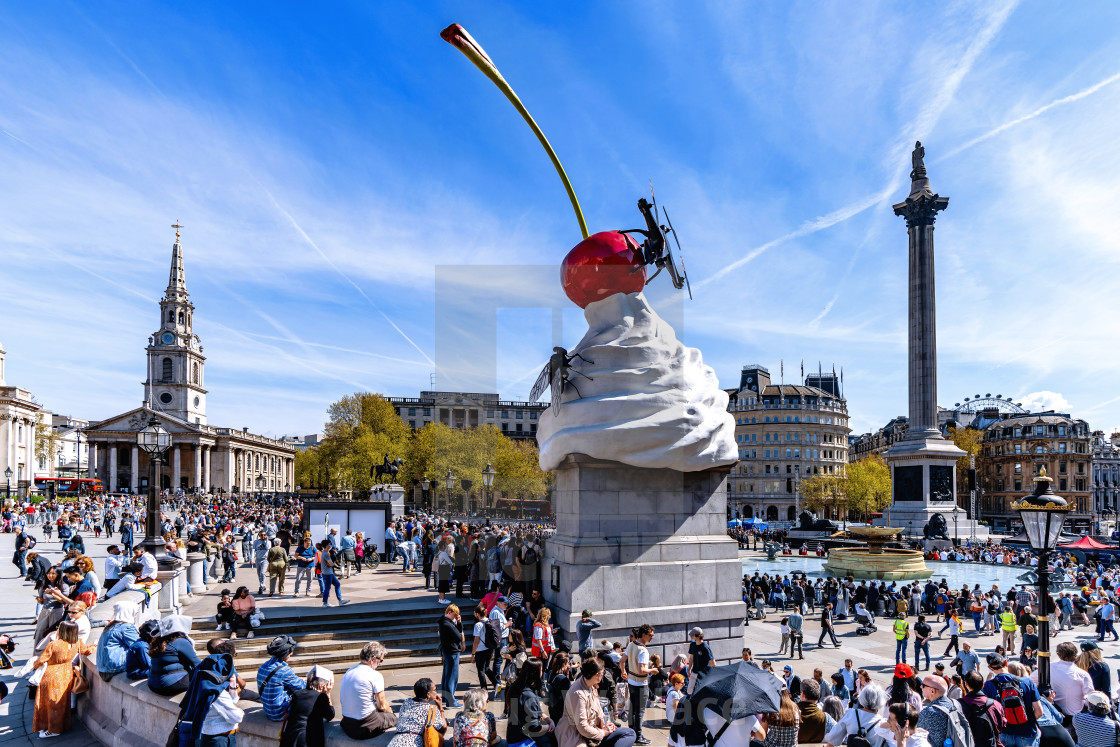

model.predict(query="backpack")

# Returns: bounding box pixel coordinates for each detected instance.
[522,545,539,565]
[994,676,1029,726]
[930,700,975,747]
[487,548,502,574]
[960,696,1001,747]
[846,708,873,747]
[483,618,501,650]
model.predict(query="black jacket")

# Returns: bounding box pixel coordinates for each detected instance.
[280,688,335,747]
[507,687,549,743]
[439,615,464,654]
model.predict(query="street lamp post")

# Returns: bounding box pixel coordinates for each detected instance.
[482,463,496,515]
[421,477,430,509]
[4,466,11,504]
[137,417,177,569]
[445,469,454,514]
[1013,466,1072,690]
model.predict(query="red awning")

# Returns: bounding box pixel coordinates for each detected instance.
[1059,535,1117,550]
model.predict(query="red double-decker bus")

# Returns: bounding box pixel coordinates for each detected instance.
[32,477,105,495]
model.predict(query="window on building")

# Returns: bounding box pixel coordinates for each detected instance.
[1036,446,1043,454]
[1078,462,1085,473]
[1077,479,1086,491]
[765,465,771,474]
[793,449,799,458]
[409,420,415,428]
[516,423,523,433]
[408,408,416,416]
[1014,444,1021,454]
[162,357,173,380]
[1059,426,1066,436]
[996,463,1003,474]
[1059,461,1067,473]
[1014,463,1022,474]
[501,411,509,419]
[530,424,537,433]
[423,408,431,416]
[1014,480,1022,491]
[785,449,792,458]
[1059,478,1067,491]
[516,411,523,419]
[178,311,184,324]
[530,412,537,420]
[1059,442,1067,453]
[486,410,494,418]
[501,423,508,432]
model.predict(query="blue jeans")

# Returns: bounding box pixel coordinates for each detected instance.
[998,732,1040,747]
[1101,619,1118,640]
[200,732,237,747]
[973,612,983,632]
[441,652,460,704]
[321,573,342,602]
[914,641,930,669]
[895,639,907,663]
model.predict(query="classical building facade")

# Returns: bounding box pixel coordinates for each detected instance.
[85,230,294,495]
[1091,431,1120,531]
[388,391,547,440]
[0,342,41,495]
[725,365,851,523]
[977,412,1092,533]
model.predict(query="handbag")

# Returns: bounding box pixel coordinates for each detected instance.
[423,705,441,747]
[72,664,90,694]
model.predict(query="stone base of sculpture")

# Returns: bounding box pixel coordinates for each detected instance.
[876,435,988,539]
[543,454,744,665]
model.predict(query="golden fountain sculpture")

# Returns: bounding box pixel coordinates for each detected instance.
[823,525,931,581]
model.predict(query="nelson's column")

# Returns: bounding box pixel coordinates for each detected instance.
[879,142,983,538]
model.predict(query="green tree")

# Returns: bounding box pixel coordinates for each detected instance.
[949,425,984,494]
[844,455,892,520]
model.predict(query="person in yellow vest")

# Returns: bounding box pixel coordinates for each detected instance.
[893,613,910,664]
[1000,606,1018,654]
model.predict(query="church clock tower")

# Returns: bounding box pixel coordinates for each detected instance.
[144,223,207,424]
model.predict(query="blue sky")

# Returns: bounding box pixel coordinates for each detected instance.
[2,2,1120,438]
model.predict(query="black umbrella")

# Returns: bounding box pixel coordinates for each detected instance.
[692,660,783,722]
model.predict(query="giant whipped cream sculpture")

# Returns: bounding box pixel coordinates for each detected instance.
[443,24,738,473]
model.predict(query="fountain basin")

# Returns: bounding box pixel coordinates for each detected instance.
[823,547,931,581]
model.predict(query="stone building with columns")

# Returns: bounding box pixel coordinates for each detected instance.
[85,229,294,495]
[0,341,42,496]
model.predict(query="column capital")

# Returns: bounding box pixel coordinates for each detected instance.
[893,192,949,229]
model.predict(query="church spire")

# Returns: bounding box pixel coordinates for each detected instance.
[167,221,187,296]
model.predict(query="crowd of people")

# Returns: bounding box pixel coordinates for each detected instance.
[6,491,1120,747]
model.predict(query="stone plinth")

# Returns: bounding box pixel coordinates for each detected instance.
[543,454,744,665]
[156,564,185,615]
[877,435,987,538]
[186,551,207,593]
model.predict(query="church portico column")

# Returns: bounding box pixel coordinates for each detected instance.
[201,446,210,493]
[172,445,181,491]
[109,445,118,492]
[130,446,140,493]
[193,445,201,492]
[89,445,98,483]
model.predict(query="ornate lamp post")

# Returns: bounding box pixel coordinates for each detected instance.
[137,417,176,568]
[445,469,454,512]
[421,477,430,509]
[482,463,496,514]
[4,466,11,503]
[1013,467,1072,690]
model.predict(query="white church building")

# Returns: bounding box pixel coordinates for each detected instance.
[86,228,295,495]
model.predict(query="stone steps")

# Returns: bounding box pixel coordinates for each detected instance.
[187,600,476,679]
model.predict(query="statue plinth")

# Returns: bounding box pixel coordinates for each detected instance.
[543,454,745,666]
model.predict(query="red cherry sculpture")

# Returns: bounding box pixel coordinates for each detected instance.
[561,231,646,308]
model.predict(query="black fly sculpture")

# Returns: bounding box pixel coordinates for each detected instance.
[529,346,593,415]
[620,183,692,299]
